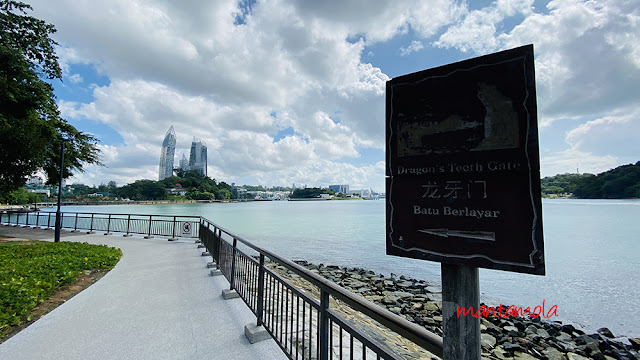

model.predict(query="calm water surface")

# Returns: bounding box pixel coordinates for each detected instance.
[59,199,640,336]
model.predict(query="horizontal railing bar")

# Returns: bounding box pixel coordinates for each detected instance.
[27,210,200,222]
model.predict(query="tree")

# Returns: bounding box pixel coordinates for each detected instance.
[290,187,335,198]
[116,180,166,201]
[0,1,100,201]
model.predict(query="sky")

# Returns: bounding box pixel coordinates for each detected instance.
[25,0,640,191]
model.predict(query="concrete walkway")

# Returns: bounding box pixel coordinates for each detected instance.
[0,226,287,360]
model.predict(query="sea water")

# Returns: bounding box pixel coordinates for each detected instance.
[57,199,640,336]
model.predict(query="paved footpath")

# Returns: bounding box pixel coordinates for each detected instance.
[0,226,287,360]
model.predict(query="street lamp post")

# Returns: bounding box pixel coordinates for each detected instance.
[54,139,66,243]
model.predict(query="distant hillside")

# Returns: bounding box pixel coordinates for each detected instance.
[541,161,640,199]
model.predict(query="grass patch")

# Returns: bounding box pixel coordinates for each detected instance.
[0,241,122,340]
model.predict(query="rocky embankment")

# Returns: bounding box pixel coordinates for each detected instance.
[294,261,640,360]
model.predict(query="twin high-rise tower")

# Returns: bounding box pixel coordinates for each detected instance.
[158,126,207,180]
[159,126,177,180]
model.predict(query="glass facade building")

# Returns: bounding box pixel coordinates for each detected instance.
[158,126,176,180]
[189,137,207,176]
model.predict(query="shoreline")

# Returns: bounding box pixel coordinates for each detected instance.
[291,261,640,360]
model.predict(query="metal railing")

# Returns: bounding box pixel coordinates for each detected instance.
[200,218,444,359]
[0,211,200,239]
[1,210,443,358]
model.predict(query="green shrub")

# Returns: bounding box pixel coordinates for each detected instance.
[0,241,122,339]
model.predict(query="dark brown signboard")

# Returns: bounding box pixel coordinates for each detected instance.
[386,45,544,275]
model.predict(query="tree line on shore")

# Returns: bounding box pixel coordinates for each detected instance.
[80,170,235,202]
[541,161,640,198]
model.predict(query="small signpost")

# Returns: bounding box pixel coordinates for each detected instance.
[181,221,192,237]
[386,44,545,359]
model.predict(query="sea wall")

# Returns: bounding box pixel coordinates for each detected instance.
[292,261,640,360]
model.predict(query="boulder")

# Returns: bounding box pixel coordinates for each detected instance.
[597,327,615,339]
[566,352,590,360]
[543,347,566,360]
[513,351,538,360]
[502,342,524,352]
[481,333,497,350]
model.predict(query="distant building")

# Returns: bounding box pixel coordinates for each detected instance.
[28,189,50,197]
[179,154,189,172]
[189,137,207,176]
[159,126,177,180]
[167,188,187,196]
[26,176,44,186]
[348,189,372,198]
[329,184,349,194]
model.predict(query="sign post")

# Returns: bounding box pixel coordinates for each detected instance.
[441,264,480,359]
[386,44,544,359]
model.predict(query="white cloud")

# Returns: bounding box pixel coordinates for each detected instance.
[540,106,640,176]
[565,108,639,158]
[434,0,534,53]
[431,0,640,123]
[540,148,619,177]
[399,40,424,56]
[31,0,428,190]
[25,0,639,187]
[68,74,83,84]
[428,0,640,178]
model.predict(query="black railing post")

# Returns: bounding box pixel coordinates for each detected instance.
[144,215,154,239]
[230,237,238,290]
[216,229,222,265]
[105,214,112,235]
[256,253,265,326]
[319,289,330,360]
[124,214,131,236]
[24,211,29,227]
[172,216,177,238]
[73,213,78,231]
[89,213,94,233]
[47,212,52,229]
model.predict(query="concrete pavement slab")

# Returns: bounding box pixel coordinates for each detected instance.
[0,227,287,360]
